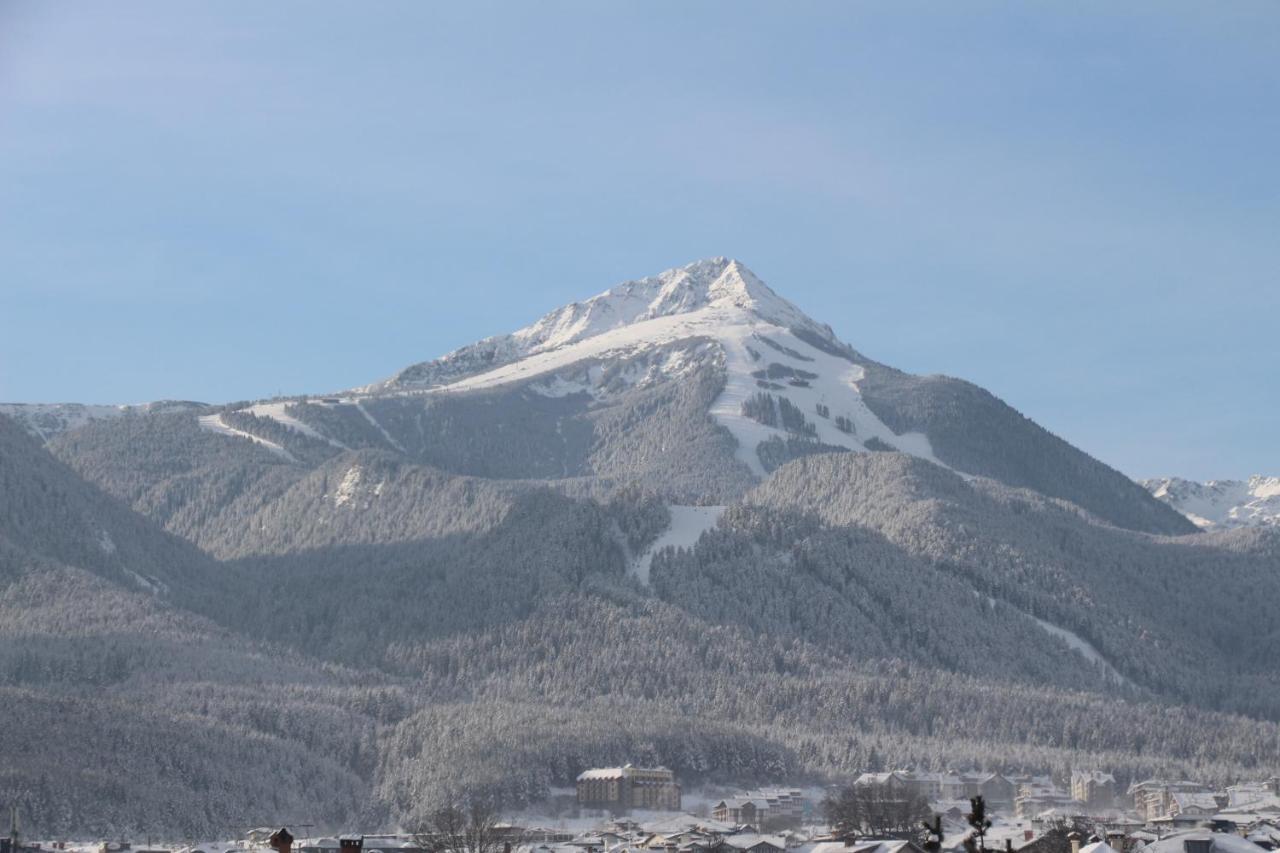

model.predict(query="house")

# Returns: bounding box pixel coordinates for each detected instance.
[854,773,914,795]
[723,834,786,853]
[809,841,928,853]
[1150,794,1232,830]
[754,789,808,825]
[971,774,1017,810]
[854,770,1014,811]
[714,790,807,830]
[1015,787,1084,820]
[1072,772,1117,810]
[714,799,769,828]
[939,775,970,801]
[1128,781,1214,822]
[1171,794,1228,818]
[577,765,682,811]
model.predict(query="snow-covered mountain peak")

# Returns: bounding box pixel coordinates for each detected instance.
[643,257,807,326]
[373,258,836,393]
[353,257,941,478]
[1143,475,1280,529]
[507,257,826,356]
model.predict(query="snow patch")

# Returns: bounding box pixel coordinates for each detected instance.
[630,505,726,584]
[329,464,386,508]
[96,529,116,555]
[333,465,363,507]
[123,567,166,596]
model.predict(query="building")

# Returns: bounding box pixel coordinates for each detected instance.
[713,790,807,829]
[972,773,1017,810]
[1015,781,1084,820]
[577,765,681,811]
[853,770,1014,811]
[722,835,786,853]
[1165,794,1229,824]
[1129,781,1214,822]
[714,799,768,828]
[1072,772,1118,810]
[1141,829,1270,853]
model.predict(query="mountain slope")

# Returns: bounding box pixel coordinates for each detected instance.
[732,452,1280,716]
[0,414,388,836]
[851,360,1197,535]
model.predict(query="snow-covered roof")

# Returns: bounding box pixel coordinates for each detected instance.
[810,842,917,853]
[1172,793,1223,812]
[1145,831,1268,853]
[718,798,767,810]
[1080,842,1120,853]
[579,767,629,780]
[1224,795,1280,815]
[723,835,785,851]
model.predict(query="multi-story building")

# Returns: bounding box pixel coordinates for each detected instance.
[852,771,1015,811]
[1128,780,1213,821]
[1015,780,1083,820]
[713,798,769,827]
[712,789,807,829]
[576,765,681,812]
[1071,771,1117,810]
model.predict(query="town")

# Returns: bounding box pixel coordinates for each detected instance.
[6,768,1280,853]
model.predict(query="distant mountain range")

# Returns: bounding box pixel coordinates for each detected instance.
[1144,475,1280,529]
[1,258,1277,838]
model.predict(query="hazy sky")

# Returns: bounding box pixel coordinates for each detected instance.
[1,2,1276,480]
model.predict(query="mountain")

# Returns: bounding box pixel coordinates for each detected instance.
[55,257,1185,535]
[1144,475,1280,529]
[2,258,1276,836]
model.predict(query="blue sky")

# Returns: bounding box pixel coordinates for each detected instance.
[1,2,1276,480]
